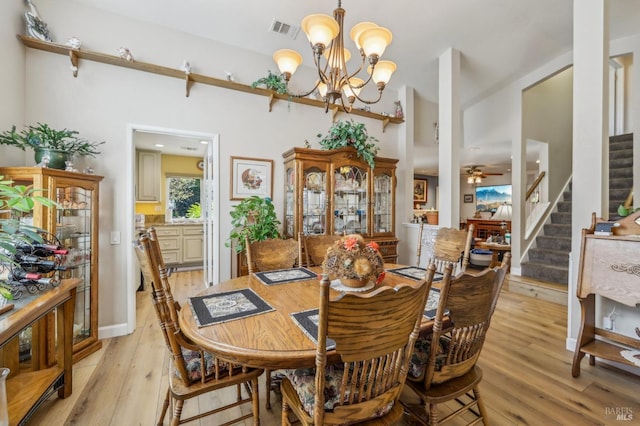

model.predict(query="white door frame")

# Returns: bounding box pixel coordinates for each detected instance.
[125,124,220,334]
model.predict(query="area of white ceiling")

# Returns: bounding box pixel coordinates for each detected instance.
[74,0,640,170]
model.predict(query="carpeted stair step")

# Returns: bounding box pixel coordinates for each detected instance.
[609,133,633,146]
[610,167,633,179]
[521,262,568,285]
[609,156,633,169]
[528,248,570,268]
[610,177,634,189]
[543,223,572,237]
[556,201,571,213]
[609,148,633,161]
[550,212,571,224]
[536,235,572,251]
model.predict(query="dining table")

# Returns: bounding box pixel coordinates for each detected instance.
[178,264,442,370]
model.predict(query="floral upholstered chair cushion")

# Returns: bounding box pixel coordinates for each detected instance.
[176,348,219,383]
[408,335,451,381]
[283,364,393,419]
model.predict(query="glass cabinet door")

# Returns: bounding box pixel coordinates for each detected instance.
[373,170,393,234]
[333,165,368,236]
[56,185,94,348]
[284,166,295,238]
[302,167,327,235]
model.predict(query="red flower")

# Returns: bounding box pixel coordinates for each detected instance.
[367,241,380,251]
[344,237,359,251]
[376,271,386,284]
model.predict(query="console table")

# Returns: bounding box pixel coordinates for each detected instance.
[0,278,78,425]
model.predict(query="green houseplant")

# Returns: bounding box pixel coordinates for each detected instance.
[0,176,56,299]
[317,120,379,168]
[226,196,281,254]
[250,70,288,94]
[0,123,105,170]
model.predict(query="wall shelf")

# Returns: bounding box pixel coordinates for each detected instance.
[18,35,404,132]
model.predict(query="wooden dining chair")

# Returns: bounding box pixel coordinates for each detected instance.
[417,224,474,276]
[280,265,438,425]
[298,232,339,267]
[244,235,299,409]
[245,236,299,274]
[404,253,511,426]
[134,228,263,426]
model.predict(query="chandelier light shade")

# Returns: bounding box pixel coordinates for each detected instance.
[272,0,396,112]
[272,49,302,78]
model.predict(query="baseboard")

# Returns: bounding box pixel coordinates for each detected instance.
[98,323,130,339]
[507,274,568,306]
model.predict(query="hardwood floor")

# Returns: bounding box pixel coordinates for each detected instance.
[28,270,640,425]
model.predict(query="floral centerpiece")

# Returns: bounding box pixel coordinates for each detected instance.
[322,234,385,288]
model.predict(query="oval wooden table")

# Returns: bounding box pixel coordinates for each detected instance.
[178,265,437,370]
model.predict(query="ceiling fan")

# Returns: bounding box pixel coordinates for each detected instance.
[465,166,503,184]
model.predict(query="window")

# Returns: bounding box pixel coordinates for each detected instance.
[166,175,202,219]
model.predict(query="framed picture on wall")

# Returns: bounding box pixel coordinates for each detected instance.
[230,156,273,200]
[464,194,474,203]
[413,179,427,202]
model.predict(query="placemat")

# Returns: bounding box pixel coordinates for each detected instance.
[387,266,443,282]
[188,288,274,327]
[290,309,336,350]
[424,288,447,319]
[254,267,317,286]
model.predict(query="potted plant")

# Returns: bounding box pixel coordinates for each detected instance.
[0,175,56,300]
[323,234,385,288]
[0,123,105,170]
[250,70,288,94]
[317,120,379,168]
[225,196,281,254]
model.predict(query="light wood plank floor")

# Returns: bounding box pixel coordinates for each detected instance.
[28,270,640,425]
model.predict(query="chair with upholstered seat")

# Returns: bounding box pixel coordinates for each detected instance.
[134,228,262,426]
[416,224,474,276]
[280,265,438,425]
[298,232,339,267]
[244,235,299,409]
[404,253,510,426]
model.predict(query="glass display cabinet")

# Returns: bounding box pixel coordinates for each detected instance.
[0,167,103,363]
[282,147,398,263]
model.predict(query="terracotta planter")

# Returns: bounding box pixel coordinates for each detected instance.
[425,211,439,225]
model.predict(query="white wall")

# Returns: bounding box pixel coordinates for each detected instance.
[2,0,403,336]
[0,1,29,166]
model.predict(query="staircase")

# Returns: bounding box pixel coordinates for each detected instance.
[608,133,634,219]
[521,186,572,285]
[520,133,634,286]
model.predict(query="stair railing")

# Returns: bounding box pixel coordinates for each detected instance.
[525,171,551,239]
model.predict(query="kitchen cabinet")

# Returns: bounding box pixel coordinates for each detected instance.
[136,150,161,202]
[154,224,203,265]
[0,167,103,363]
[282,146,398,262]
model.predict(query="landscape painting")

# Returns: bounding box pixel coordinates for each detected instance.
[475,184,512,212]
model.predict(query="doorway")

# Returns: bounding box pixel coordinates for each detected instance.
[126,124,220,334]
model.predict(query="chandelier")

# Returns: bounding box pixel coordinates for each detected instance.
[272,0,396,112]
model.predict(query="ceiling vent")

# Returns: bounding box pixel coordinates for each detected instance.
[269,19,300,40]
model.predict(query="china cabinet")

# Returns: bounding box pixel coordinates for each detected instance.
[0,167,103,363]
[282,147,398,262]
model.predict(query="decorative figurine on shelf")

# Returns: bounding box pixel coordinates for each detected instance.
[24,0,52,42]
[117,47,134,62]
[394,100,404,119]
[182,60,191,75]
[37,154,49,168]
[66,36,81,50]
